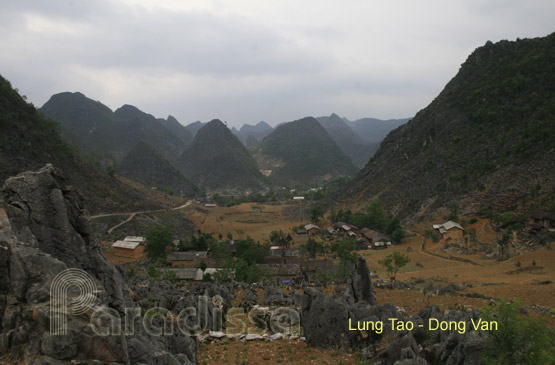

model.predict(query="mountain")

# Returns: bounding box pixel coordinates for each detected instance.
[0,75,166,214]
[347,117,410,143]
[252,117,358,185]
[316,113,377,167]
[158,115,194,146]
[40,94,186,164]
[338,34,555,218]
[113,104,187,162]
[118,141,199,197]
[184,121,205,137]
[178,120,268,193]
[233,121,274,145]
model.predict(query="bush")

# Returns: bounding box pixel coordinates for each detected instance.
[481,299,555,364]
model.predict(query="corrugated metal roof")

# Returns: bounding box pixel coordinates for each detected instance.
[442,221,464,231]
[123,236,145,243]
[304,224,321,231]
[167,251,208,261]
[112,240,140,250]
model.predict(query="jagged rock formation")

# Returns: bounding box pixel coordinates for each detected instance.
[0,165,199,364]
[337,34,555,218]
[300,257,486,364]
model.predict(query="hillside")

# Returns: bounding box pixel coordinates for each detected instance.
[316,113,377,167]
[40,94,186,164]
[252,117,358,185]
[0,75,167,214]
[178,120,268,193]
[347,117,410,143]
[118,141,199,197]
[337,34,555,218]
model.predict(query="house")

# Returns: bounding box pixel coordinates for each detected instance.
[111,236,146,258]
[205,203,217,208]
[258,264,300,281]
[529,210,555,231]
[433,221,465,240]
[304,224,321,235]
[296,228,307,236]
[167,251,208,267]
[162,268,203,281]
[268,248,300,257]
[326,226,337,235]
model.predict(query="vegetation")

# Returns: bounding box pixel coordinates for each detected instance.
[330,200,405,243]
[330,237,359,277]
[379,251,410,281]
[310,206,324,223]
[481,299,555,364]
[144,226,173,261]
[301,238,325,259]
[269,230,293,248]
[256,117,357,184]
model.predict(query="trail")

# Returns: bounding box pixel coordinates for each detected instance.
[92,201,192,234]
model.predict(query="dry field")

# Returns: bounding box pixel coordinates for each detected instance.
[187,203,309,244]
[191,203,554,364]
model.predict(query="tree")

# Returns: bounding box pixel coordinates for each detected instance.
[199,260,207,272]
[331,237,359,277]
[144,226,173,261]
[310,206,324,223]
[379,251,410,281]
[302,238,324,259]
[269,230,291,248]
[481,299,554,364]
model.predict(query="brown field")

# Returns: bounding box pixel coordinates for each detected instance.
[188,203,554,364]
[187,203,309,244]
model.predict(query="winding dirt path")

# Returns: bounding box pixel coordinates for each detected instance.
[92,202,192,234]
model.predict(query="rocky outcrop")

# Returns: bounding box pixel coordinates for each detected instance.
[0,165,197,364]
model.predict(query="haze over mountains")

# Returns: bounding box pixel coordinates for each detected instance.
[37,90,408,193]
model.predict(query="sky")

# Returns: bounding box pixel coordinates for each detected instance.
[1,1,554,128]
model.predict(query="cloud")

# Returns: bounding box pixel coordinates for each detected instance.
[1,0,554,126]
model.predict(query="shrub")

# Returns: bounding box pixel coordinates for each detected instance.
[481,299,555,364]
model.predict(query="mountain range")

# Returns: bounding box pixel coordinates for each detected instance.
[0,75,167,214]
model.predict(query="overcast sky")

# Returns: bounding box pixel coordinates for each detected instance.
[1,1,553,127]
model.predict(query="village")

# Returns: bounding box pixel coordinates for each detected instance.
[101,199,554,294]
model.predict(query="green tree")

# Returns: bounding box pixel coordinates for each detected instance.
[379,251,410,281]
[269,230,292,248]
[302,238,324,259]
[310,206,324,223]
[331,237,359,277]
[144,226,173,261]
[481,299,555,364]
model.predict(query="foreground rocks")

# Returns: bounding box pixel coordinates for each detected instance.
[0,165,206,364]
[300,257,487,364]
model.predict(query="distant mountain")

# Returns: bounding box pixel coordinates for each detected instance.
[316,113,376,167]
[184,121,205,137]
[40,93,186,164]
[347,117,410,144]
[245,135,259,148]
[337,34,555,218]
[113,105,187,162]
[118,141,199,197]
[158,115,193,146]
[178,120,268,193]
[252,117,358,185]
[0,75,167,214]
[233,121,274,145]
